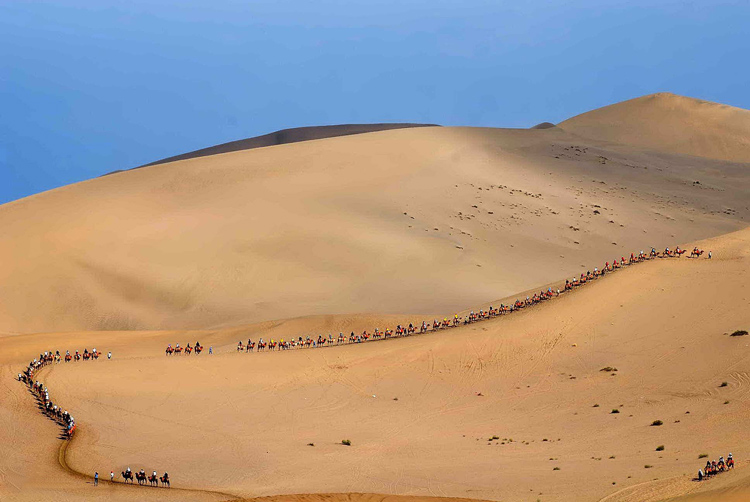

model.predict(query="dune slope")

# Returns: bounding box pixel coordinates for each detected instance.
[0,117,748,334]
[559,93,750,163]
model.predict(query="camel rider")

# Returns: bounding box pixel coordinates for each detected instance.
[153,470,157,478]
[163,472,169,481]
[126,467,131,474]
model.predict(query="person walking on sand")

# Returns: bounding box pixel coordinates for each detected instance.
[708,251,712,259]
[107,351,112,359]
[209,346,213,354]
[110,471,114,482]
[95,471,99,486]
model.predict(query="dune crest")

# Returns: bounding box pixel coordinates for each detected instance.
[115,123,439,173]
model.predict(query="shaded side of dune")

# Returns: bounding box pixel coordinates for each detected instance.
[106,123,439,175]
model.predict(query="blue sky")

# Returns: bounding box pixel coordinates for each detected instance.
[1,0,748,205]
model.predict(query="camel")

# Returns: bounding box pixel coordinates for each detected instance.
[136,471,147,485]
[160,474,170,487]
[148,474,158,486]
[121,471,134,483]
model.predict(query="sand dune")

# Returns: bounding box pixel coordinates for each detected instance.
[559,93,750,163]
[1,95,748,334]
[1,228,748,502]
[0,93,749,502]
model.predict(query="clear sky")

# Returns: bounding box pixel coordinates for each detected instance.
[1,0,748,205]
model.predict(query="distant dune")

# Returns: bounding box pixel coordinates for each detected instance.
[0,94,748,334]
[111,123,438,173]
[530,121,556,129]
[559,92,750,162]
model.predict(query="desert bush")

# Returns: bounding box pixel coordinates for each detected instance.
[611,409,620,414]
[730,330,748,337]
[656,445,664,451]
[699,453,708,459]
[341,439,351,446]
[651,420,663,426]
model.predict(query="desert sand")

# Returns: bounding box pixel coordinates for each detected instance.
[0,93,748,502]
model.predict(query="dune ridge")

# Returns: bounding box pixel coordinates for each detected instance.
[107,123,439,175]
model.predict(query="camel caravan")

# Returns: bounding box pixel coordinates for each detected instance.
[12,243,707,491]
[205,246,708,354]
[17,350,172,488]
[15,349,105,438]
[165,341,203,355]
[698,453,734,481]
[120,467,170,487]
